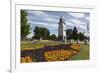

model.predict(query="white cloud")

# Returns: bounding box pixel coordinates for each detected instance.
[66,21,75,26]
[28,11,48,16]
[68,13,85,18]
[29,21,58,28]
[28,11,58,24]
[29,21,48,26]
[44,17,58,22]
[65,19,87,30]
[70,19,81,25]
[69,19,86,26]
[79,24,87,30]
[85,17,89,21]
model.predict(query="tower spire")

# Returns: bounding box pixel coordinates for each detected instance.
[59,16,65,24]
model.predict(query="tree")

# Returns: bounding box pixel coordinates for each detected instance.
[40,27,50,40]
[33,26,50,40]
[34,26,41,39]
[72,27,79,43]
[66,29,72,43]
[21,10,31,40]
[49,34,57,40]
[84,36,89,45]
[79,32,85,41]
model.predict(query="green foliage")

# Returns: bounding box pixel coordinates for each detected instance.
[79,32,85,41]
[66,29,72,40]
[33,26,50,40]
[72,27,78,41]
[33,26,40,39]
[49,34,57,40]
[21,10,31,40]
[66,27,87,42]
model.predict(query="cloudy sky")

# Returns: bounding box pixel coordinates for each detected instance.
[26,10,90,38]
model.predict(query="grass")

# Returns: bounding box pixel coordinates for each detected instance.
[21,40,62,50]
[70,44,89,60]
[21,42,44,50]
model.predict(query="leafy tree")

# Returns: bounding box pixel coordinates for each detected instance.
[33,26,50,40]
[84,36,89,45]
[66,29,72,43]
[66,29,72,40]
[72,27,79,43]
[34,26,41,39]
[49,34,57,40]
[32,35,35,40]
[40,27,50,40]
[79,32,85,41]
[21,10,30,40]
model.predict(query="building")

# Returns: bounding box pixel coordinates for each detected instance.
[58,16,66,42]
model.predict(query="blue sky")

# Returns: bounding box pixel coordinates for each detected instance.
[26,10,90,38]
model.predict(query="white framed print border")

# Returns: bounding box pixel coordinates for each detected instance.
[11,3,96,73]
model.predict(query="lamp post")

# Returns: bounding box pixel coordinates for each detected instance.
[64,30,67,44]
[84,22,89,45]
[77,24,79,44]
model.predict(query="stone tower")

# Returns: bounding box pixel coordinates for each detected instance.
[58,16,66,42]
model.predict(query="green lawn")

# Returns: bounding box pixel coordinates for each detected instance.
[21,42,44,50]
[70,44,89,60]
[21,40,63,50]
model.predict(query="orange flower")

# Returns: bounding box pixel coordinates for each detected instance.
[21,56,32,63]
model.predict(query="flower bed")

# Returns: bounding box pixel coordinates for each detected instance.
[44,49,75,61]
[21,56,32,63]
[21,44,80,63]
[70,44,80,52]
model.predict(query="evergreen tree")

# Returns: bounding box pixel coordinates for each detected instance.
[72,27,79,43]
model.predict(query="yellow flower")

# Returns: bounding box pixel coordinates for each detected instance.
[21,57,26,63]
[44,49,77,62]
[71,44,80,51]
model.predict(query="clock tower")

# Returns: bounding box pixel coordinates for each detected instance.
[58,16,66,42]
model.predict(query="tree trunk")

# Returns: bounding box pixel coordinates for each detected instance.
[77,40,79,44]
